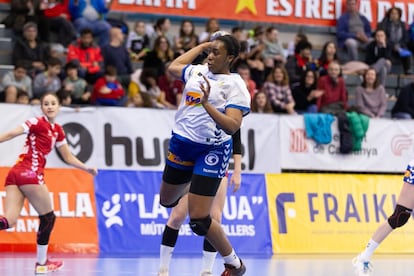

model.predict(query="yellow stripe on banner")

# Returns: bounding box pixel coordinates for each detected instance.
[266,173,414,254]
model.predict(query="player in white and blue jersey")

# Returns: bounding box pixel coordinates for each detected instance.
[159,34,250,276]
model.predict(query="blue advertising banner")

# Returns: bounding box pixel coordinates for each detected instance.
[94,171,272,255]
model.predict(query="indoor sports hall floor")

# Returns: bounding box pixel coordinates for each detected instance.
[0,253,413,275]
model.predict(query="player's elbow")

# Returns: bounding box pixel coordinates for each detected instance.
[223,124,240,135]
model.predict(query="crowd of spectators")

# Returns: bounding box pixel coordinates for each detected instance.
[2,0,414,119]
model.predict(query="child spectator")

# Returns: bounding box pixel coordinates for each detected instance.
[251,90,273,113]
[0,60,32,102]
[91,65,126,106]
[126,21,150,61]
[33,57,62,99]
[62,61,91,104]
[16,90,30,104]
[56,88,72,106]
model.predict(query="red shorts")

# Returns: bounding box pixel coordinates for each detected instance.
[5,167,45,186]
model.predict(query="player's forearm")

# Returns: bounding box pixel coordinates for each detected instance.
[168,42,211,77]
[202,103,241,135]
[232,154,242,174]
[0,126,24,143]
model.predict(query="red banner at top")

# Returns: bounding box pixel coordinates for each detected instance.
[1,0,413,27]
[111,0,414,27]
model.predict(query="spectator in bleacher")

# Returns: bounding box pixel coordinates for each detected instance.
[62,61,91,104]
[262,26,285,70]
[69,0,112,47]
[246,35,266,89]
[101,26,133,90]
[12,22,50,77]
[263,66,296,114]
[365,29,392,86]
[56,87,72,106]
[2,0,48,41]
[143,35,175,78]
[198,18,220,44]
[91,65,126,106]
[67,28,103,84]
[231,26,246,43]
[236,63,257,99]
[292,69,323,114]
[32,57,62,99]
[391,81,414,119]
[336,0,372,61]
[354,68,387,118]
[173,19,199,56]
[16,89,30,104]
[285,40,317,88]
[317,60,348,114]
[139,67,175,109]
[126,68,153,108]
[251,90,273,113]
[286,32,308,58]
[0,60,33,102]
[43,0,77,47]
[157,62,183,108]
[378,7,412,75]
[247,25,265,52]
[317,41,339,76]
[407,16,414,60]
[149,17,174,49]
[126,21,150,61]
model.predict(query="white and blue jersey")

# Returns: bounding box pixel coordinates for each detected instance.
[173,64,250,145]
[166,64,250,178]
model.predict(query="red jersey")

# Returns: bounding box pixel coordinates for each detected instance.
[15,116,66,173]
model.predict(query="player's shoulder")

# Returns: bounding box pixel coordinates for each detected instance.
[25,116,42,126]
[188,64,208,76]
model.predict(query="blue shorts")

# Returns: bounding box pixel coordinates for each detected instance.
[403,163,414,184]
[166,133,232,178]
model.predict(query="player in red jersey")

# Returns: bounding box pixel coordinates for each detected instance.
[0,92,97,274]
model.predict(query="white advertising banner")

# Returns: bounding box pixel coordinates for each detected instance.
[0,104,281,173]
[280,115,414,173]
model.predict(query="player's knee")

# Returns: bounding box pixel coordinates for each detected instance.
[388,204,412,229]
[160,197,181,208]
[189,215,212,236]
[168,213,187,229]
[210,209,222,223]
[37,211,56,245]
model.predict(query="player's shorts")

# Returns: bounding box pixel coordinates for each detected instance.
[403,161,414,184]
[166,133,232,178]
[5,166,45,186]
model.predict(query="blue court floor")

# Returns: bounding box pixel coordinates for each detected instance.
[0,253,413,275]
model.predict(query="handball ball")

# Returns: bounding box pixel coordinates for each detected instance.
[210,31,230,41]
